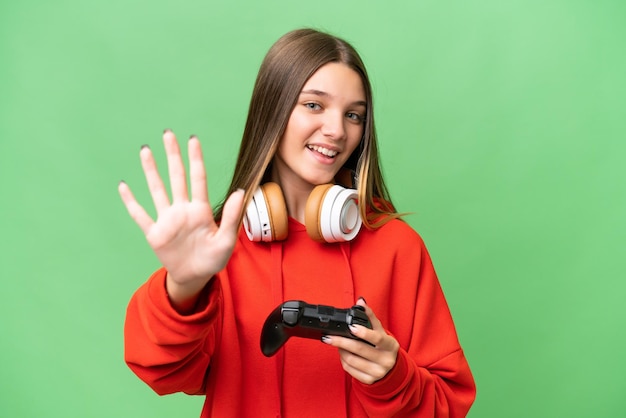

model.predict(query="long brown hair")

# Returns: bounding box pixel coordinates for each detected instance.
[215,28,399,229]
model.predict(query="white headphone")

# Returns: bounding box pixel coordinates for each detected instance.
[243,182,362,243]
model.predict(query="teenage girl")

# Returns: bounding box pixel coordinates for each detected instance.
[119,28,476,417]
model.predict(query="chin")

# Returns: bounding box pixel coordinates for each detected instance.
[309,175,337,186]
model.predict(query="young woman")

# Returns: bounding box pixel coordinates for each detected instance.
[119,28,476,417]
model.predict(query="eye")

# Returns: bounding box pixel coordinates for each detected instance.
[346,112,364,123]
[304,102,322,111]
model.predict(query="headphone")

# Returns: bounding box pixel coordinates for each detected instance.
[243,182,362,243]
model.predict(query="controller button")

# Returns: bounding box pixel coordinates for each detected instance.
[283,309,299,326]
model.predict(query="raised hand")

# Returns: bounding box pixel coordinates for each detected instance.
[118,130,244,312]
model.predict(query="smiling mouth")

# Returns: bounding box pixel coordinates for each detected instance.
[307,144,338,158]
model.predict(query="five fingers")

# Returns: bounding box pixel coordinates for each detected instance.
[119,130,232,233]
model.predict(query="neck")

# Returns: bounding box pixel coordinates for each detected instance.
[269,171,316,224]
[280,183,313,224]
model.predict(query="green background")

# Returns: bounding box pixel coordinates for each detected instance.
[1,1,624,417]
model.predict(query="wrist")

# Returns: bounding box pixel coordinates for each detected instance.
[165,273,212,314]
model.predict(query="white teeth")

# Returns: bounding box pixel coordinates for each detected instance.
[308,145,338,158]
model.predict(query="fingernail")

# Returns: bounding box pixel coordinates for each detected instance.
[140,144,149,150]
[349,324,359,333]
[119,180,126,185]
[164,128,172,134]
[358,296,367,304]
[189,134,198,140]
[321,336,331,344]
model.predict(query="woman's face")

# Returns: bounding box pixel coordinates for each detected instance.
[271,62,366,191]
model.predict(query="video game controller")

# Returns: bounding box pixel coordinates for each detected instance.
[260,300,373,357]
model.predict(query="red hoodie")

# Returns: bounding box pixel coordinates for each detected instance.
[124,217,476,417]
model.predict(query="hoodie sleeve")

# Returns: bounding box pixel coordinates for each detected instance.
[123,267,222,396]
[350,224,476,417]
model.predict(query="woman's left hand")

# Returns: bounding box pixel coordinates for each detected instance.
[322,298,400,384]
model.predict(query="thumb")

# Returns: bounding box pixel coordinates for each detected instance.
[355,296,383,331]
[217,189,246,237]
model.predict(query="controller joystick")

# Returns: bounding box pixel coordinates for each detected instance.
[260,300,373,357]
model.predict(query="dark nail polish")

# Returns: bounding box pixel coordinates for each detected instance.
[119,180,126,185]
[189,134,198,140]
[358,296,367,304]
[141,144,149,150]
[163,128,172,134]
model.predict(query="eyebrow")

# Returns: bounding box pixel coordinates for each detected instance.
[300,89,367,107]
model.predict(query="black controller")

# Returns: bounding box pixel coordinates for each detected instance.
[260,300,373,357]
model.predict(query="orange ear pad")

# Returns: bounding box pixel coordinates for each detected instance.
[260,182,289,241]
[304,184,333,242]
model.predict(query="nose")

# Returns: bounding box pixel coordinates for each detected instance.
[320,111,346,140]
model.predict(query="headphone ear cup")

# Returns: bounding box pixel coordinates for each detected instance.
[243,188,263,241]
[305,184,362,243]
[244,182,288,241]
[305,184,332,242]
[262,182,288,241]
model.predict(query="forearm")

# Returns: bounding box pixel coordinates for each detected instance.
[124,268,222,395]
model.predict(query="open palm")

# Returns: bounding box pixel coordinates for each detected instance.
[118,130,244,307]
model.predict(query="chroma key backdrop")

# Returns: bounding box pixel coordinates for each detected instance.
[1,1,624,417]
